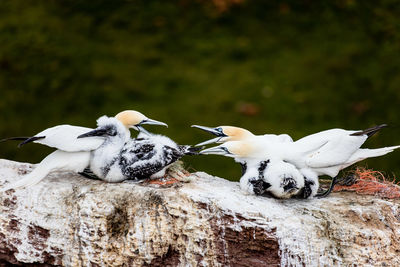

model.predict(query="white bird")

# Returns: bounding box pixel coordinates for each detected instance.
[192,125,313,198]
[239,159,305,199]
[77,116,199,182]
[198,141,309,198]
[200,124,400,198]
[192,125,293,146]
[1,110,167,191]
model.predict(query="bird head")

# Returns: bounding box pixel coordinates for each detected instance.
[191,125,255,146]
[77,116,127,139]
[199,141,257,158]
[115,110,168,135]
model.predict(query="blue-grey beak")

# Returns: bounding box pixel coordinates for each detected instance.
[191,125,227,146]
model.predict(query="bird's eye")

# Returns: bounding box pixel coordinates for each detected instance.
[216,127,223,133]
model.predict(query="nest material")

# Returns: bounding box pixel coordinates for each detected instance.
[334,167,400,199]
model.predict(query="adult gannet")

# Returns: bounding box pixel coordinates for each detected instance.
[77,116,199,182]
[1,110,167,151]
[192,125,315,198]
[191,125,293,146]
[201,124,400,197]
[1,110,167,191]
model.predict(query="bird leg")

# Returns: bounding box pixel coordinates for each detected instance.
[336,174,358,186]
[316,176,338,198]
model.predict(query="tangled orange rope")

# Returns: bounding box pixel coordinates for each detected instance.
[333,167,400,199]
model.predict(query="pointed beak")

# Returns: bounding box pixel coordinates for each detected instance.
[191,125,227,146]
[129,118,167,135]
[195,137,224,147]
[191,125,221,135]
[199,146,231,156]
[140,118,168,127]
[136,125,151,136]
[77,128,107,138]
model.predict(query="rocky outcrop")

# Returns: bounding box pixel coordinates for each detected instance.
[0,159,399,266]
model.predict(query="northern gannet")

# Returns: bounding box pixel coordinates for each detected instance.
[77,116,198,182]
[1,110,167,190]
[201,124,400,198]
[191,125,293,146]
[192,125,310,198]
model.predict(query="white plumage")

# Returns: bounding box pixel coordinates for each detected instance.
[78,116,195,183]
[200,124,399,198]
[2,150,90,191]
[1,110,167,190]
[192,125,293,146]
[239,159,305,198]
[20,125,106,152]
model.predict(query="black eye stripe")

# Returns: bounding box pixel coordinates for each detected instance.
[104,125,117,136]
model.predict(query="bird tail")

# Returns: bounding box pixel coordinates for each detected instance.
[1,151,57,191]
[345,145,400,167]
[350,124,387,138]
[181,145,204,155]
[0,136,45,147]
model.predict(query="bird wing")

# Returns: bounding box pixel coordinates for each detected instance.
[34,125,105,152]
[341,145,400,168]
[305,134,367,168]
[120,139,183,180]
[261,134,293,143]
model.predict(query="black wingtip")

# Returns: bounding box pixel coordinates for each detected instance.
[0,137,30,143]
[350,124,388,138]
[17,136,46,147]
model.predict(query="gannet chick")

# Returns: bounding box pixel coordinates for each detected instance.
[1,110,167,191]
[78,117,198,182]
[199,141,306,198]
[254,160,305,199]
[191,125,293,146]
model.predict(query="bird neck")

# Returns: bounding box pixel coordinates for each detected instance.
[124,128,131,141]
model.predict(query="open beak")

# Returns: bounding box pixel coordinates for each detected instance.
[141,118,168,127]
[77,128,107,138]
[191,125,227,146]
[199,146,232,156]
[195,137,224,146]
[130,118,168,135]
[136,125,151,136]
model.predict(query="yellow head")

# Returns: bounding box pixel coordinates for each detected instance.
[115,110,147,128]
[219,126,255,141]
[192,125,255,146]
[115,110,168,134]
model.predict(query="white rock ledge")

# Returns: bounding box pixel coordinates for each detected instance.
[0,159,399,267]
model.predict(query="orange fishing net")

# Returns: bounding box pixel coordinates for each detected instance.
[333,167,400,199]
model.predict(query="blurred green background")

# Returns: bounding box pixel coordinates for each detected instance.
[1,0,399,181]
